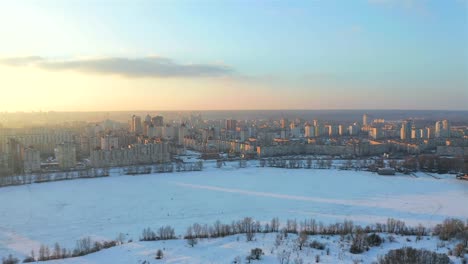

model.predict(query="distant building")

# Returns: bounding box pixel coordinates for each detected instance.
[370,127,382,140]
[442,120,451,138]
[426,127,433,139]
[101,135,119,150]
[54,142,76,169]
[327,125,339,137]
[144,114,151,124]
[400,120,412,141]
[143,121,151,136]
[163,125,175,139]
[338,125,345,136]
[435,120,450,138]
[178,124,187,145]
[90,142,171,167]
[226,119,237,131]
[151,116,164,127]
[21,147,41,173]
[411,126,419,139]
[0,128,73,155]
[131,115,142,134]
[363,114,368,126]
[280,118,288,129]
[304,124,315,137]
[5,138,22,174]
[348,124,360,136]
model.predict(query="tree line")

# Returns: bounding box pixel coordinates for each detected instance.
[0,168,109,188]
[3,217,467,263]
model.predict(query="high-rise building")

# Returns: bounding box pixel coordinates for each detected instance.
[400,120,412,140]
[178,124,186,145]
[145,114,152,124]
[54,142,76,169]
[442,120,450,138]
[304,124,314,138]
[21,147,41,173]
[143,121,150,136]
[348,123,360,136]
[280,118,288,129]
[435,121,442,138]
[411,126,419,139]
[363,114,368,126]
[426,127,433,139]
[435,120,450,138]
[101,135,119,150]
[146,124,156,138]
[152,116,164,127]
[338,125,345,136]
[131,115,143,134]
[327,125,339,137]
[6,138,22,174]
[226,119,237,131]
[419,129,427,139]
[289,122,296,130]
[370,127,381,140]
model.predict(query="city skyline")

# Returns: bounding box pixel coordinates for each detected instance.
[0,0,467,111]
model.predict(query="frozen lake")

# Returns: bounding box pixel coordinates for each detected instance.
[0,162,467,257]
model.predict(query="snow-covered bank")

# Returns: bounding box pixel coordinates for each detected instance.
[39,232,466,264]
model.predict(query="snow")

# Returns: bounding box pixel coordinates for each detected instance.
[42,233,466,264]
[0,161,467,262]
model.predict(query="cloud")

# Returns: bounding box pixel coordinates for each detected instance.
[0,56,234,78]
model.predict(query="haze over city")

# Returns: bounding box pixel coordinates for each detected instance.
[0,0,467,112]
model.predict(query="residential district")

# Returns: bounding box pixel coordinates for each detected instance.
[0,112,467,179]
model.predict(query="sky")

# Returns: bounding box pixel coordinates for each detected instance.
[0,0,467,111]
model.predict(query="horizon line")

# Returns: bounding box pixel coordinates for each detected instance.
[1,108,468,113]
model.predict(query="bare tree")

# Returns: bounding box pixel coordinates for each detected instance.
[53,242,61,259]
[296,231,308,250]
[277,249,291,264]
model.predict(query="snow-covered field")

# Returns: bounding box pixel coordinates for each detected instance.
[0,160,467,262]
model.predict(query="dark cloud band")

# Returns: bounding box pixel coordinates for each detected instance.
[0,56,233,78]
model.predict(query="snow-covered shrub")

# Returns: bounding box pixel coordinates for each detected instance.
[187,237,198,247]
[155,249,163,259]
[247,248,263,261]
[454,243,466,257]
[1,255,18,264]
[22,256,35,263]
[310,240,326,250]
[366,233,383,247]
[378,247,450,264]
[433,218,465,241]
[350,231,368,254]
